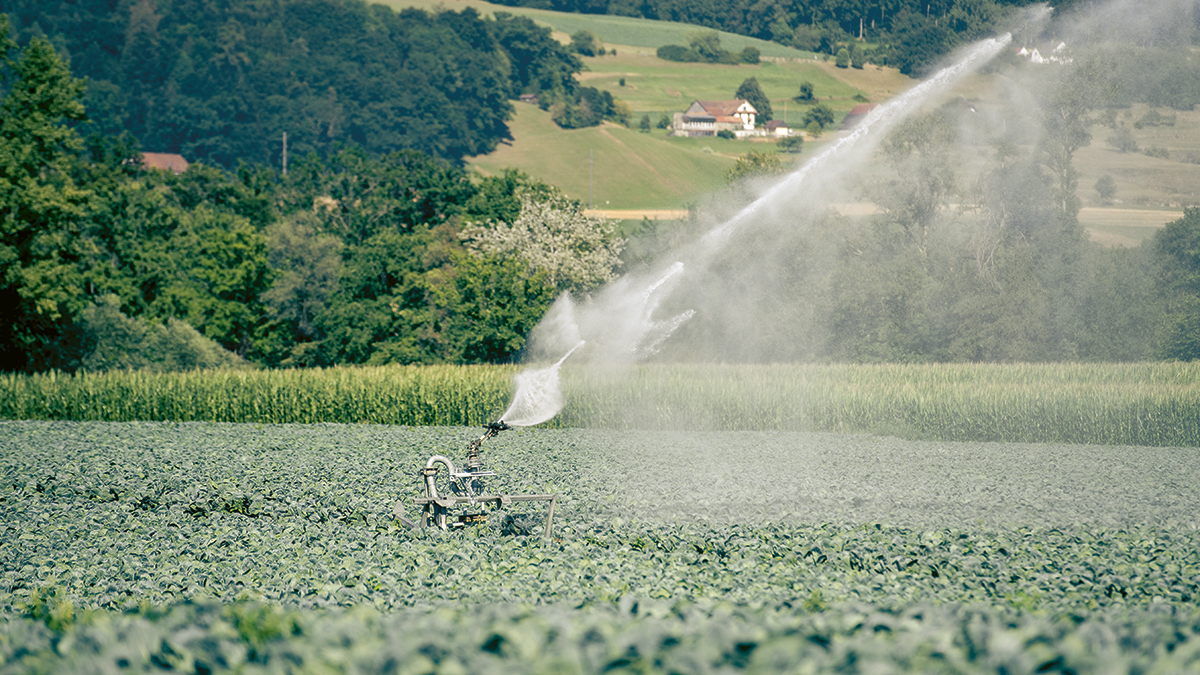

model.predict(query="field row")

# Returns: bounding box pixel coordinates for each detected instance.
[3,362,1199,446]
[2,421,1199,673]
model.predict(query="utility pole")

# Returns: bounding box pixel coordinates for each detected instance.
[589,149,593,209]
[282,131,288,176]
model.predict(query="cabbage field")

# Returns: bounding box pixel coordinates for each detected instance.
[3,420,1199,673]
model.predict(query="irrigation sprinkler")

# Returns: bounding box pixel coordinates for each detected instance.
[394,420,559,537]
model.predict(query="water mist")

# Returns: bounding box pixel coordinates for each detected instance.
[498,27,1025,424]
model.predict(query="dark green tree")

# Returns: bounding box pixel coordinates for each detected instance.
[570,29,600,56]
[1153,207,1200,360]
[0,18,92,371]
[735,76,772,123]
[801,102,835,130]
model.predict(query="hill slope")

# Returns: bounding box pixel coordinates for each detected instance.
[469,104,737,210]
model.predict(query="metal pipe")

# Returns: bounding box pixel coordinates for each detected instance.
[423,455,456,500]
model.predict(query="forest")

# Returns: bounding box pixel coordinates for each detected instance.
[489,0,1097,74]
[1,0,1200,373]
[0,0,586,167]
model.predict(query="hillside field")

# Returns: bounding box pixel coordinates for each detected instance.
[390,0,1196,243]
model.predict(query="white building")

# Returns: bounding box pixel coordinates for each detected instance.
[673,99,758,137]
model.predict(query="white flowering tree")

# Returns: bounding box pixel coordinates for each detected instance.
[461,190,625,294]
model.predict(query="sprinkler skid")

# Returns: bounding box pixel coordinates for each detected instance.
[396,420,559,537]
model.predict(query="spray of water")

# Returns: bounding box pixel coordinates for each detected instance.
[521,32,1015,370]
[499,11,1052,423]
[500,340,586,426]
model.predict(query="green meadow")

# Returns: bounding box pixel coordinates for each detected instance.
[377,0,816,58]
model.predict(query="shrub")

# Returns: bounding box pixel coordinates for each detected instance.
[656,44,700,62]
[1107,126,1138,152]
[741,46,760,64]
[836,47,850,68]
[1094,174,1116,202]
[778,135,803,153]
[717,129,736,140]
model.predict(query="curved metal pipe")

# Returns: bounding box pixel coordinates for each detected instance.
[424,455,456,500]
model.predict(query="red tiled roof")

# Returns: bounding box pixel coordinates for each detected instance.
[141,152,190,174]
[696,99,755,116]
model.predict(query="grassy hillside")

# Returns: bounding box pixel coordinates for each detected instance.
[389,0,1197,242]
[375,0,815,58]
[465,47,907,210]
[468,104,738,210]
[575,51,898,126]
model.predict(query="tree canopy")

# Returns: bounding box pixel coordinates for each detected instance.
[0,0,582,166]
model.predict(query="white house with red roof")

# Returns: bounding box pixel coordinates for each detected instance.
[672,99,758,137]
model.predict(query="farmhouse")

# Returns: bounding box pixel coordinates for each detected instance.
[672,99,757,138]
[764,120,792,136]
[839,103,877,130]
[139,152,190,174]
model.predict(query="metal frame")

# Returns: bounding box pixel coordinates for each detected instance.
[393,421,559,538]
[412,493,558,538]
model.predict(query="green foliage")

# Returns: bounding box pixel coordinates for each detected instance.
[740,45,760,64]
[657,31,741,65]
[1153,207,1200,360]
[725,150,784,184]
[1108,125,1139,153]
[1094,174,1117,202]
[79,295,249,373]
[835,46,850,67]
[0,16,91,372]
[493,12,583,106]
[800,102,835,130]
[885,10,959,76]
[716,129,736,140]
[850,43,866,68]
[552,86,623,129]
[777,135,803,153]
[10,359,1198,446]
[6,2,590,167]
[570,29,600,56]
[2,420,1200,672]
[656,44,701,62]
[734,76,772,122]
[793,81,815,103]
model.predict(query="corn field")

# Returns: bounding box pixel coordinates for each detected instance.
[2,362,1197,446]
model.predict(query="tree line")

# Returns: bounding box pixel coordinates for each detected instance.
[4,2,1200,373]
[0,0,588,167]
[0,13,625,372]
[487,0,1187,76]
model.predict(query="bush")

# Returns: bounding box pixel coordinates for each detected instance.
[656,115,671,129]
[778,135,803,153]
[79,295,249,372]
[836,47,850,68]
[802,102,836,130]
[850,44,866,69]
[794,82,815,103]
[717,129,736,140]
[571,30,599,56]
[1094,174,1116,202]
[657,44,701,62]
[1107,126,1138,153]
[741,46,760,64]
